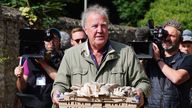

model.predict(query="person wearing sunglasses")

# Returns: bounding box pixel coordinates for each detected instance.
[70,27,87,46]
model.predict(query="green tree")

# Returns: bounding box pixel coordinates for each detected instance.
[138,0,192,29]
[112,0,152,26]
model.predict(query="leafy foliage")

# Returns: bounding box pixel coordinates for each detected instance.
[0,56,9,64]
[19,6,37,26]
[0,48,9,64]
[0,0,80,28]
[0,0,26,8]
[138,0,192,29]
[112,0,152,26]
[30,1,66,28]
[2,0,192,30]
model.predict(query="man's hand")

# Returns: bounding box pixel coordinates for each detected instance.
[152,43,161,61]
[135,88,144,108]
[52,90,60,108]
[14,65,23,78]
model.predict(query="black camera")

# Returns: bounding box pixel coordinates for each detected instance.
[128,27,153,59]
[147,19,168,43]
[128,19,168,59]
[147,19,169,58]
[149,27,168,43]
[19,28,46,59]
[128,41,153,59]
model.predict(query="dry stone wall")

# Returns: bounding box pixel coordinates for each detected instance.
[57,17,137,44]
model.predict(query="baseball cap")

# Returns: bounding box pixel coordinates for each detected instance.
[182,29,192,42]
[45,28,61,41]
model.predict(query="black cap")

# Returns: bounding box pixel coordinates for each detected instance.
[45,28,61,41]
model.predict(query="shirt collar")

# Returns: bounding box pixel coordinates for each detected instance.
[81,40,115,57]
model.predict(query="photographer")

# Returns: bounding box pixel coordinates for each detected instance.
[14,28,63,108]
[145,20,192,108]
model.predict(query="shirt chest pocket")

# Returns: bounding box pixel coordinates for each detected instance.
[109,68,125,86]
[71,68,88,85]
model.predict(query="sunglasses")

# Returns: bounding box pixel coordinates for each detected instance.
[73,38,86,43]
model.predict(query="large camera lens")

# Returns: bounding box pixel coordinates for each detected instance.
[153,27,168,42]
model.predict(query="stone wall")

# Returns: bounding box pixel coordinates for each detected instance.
[0,6,137,108]
[57,17,137,44]
[0,6,25,108]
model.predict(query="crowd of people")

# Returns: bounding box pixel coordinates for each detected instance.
[14,4,192,108]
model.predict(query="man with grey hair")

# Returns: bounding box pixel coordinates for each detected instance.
[51,4,150,107]
[145,20,192,108]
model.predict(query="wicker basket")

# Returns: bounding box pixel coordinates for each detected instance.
[59,95,138,108]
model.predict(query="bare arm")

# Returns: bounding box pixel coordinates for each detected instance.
[153,43,190,85]
[157,61,190,85]
[36,59,57,80]
[14,66,28,92]
[16,75,28,92]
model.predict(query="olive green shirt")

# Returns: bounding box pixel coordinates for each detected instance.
[52,40,150,96]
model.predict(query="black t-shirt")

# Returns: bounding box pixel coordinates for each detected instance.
[178,55,192,76]
[164,52,192,76]
[146,51,192,108]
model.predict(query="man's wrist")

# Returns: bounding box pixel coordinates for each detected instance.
[156,58,163,63]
